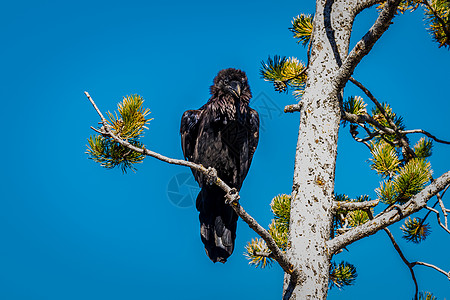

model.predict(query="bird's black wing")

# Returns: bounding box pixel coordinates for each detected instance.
[180,109,202,161]
[248,108,260,163]
[238,108,260,184]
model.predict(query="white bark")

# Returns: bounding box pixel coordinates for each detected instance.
[283,1,355,298]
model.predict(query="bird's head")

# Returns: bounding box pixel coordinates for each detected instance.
[210,68,252,103]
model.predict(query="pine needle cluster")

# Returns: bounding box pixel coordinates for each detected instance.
[424,0,450,48]
[329,261,358,290]
[86,94,152,173]
[417,291,438,300]
[289,14,314,46]
[401,216,432,243]
[260,56,306,96]
[376,156,432,204]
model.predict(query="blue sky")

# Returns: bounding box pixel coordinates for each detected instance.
[0,1,449,299]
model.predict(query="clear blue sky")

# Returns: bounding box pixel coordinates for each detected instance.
[0,1,449,299]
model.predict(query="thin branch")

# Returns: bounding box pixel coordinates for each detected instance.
[411,261,450,280]
[384,228,419,299]
[332,199,379,212]
[426,206,450,234]
[327,171,450,254]
[284,103,302,113]
[342,111,396,135]
[349,77,415,157]
[400,129,450,145]
[334,0,402,94]
[84,91,304,284]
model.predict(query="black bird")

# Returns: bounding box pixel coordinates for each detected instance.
[180,68,259,263]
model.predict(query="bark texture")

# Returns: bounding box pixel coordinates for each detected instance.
[283,1,354,298]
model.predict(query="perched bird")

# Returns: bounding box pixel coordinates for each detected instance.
[180,68,259,263]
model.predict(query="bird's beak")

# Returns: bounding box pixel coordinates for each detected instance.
[229,81,241,98]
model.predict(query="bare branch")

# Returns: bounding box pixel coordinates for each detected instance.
[426,206,450,234]
[384,228,419,298]
[411,261,450,280]
[342,111,396,135]
[327,171,450,254]
[400,129,450,145]
[334,0,402,94]
[332,199,379,212]
[284,103,302,113]
[84,91,304,284]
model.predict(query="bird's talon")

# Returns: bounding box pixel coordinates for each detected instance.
[206,167,218,185]
[225,188,240,205]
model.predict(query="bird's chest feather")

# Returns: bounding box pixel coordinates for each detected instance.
[195,101,250,167]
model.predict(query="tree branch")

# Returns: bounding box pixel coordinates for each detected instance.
[334,0,401,94]
[327,171,450,254]
[426,206,450,234]
[354,0,386,15]
[342,111,396,135]
[349,76,416,157]
[284,103,302,113]
[411,261,450,280]
[384,228,419,299]
[332,199,379,212]
[400,129,450,145]
[84,91,305,284]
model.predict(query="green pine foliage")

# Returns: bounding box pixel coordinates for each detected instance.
[329,261,358,290]
[343,96,367,116]
[394,159,433,203]
[333,194,372,233]
[86,94,152,173]
[401,217,432,243]
[371,103,405,131]
[376,158,432,204]
[424,0,450,48]
[414,138,433,158]
[417,291,438,300]
[271,194,291,233]
[86,135,146,173]
[260,56,307,96]
[289,14,314,46]
[369,141,401,179]
[244,238,273,268]
[106,94,151,139]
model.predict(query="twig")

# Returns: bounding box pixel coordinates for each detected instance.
[411,261,450,280]
[384,228,419,299]
[84,91,304,284]
[400,129,450,145]
[426,206,450,234]
[332,199,379,212]
[284,103,302,113]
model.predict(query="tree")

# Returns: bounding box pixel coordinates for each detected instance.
[84,0,450,299]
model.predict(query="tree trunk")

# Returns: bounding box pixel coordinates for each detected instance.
[283,1,354,298]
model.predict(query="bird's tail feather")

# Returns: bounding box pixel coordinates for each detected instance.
[196,186,238,263]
